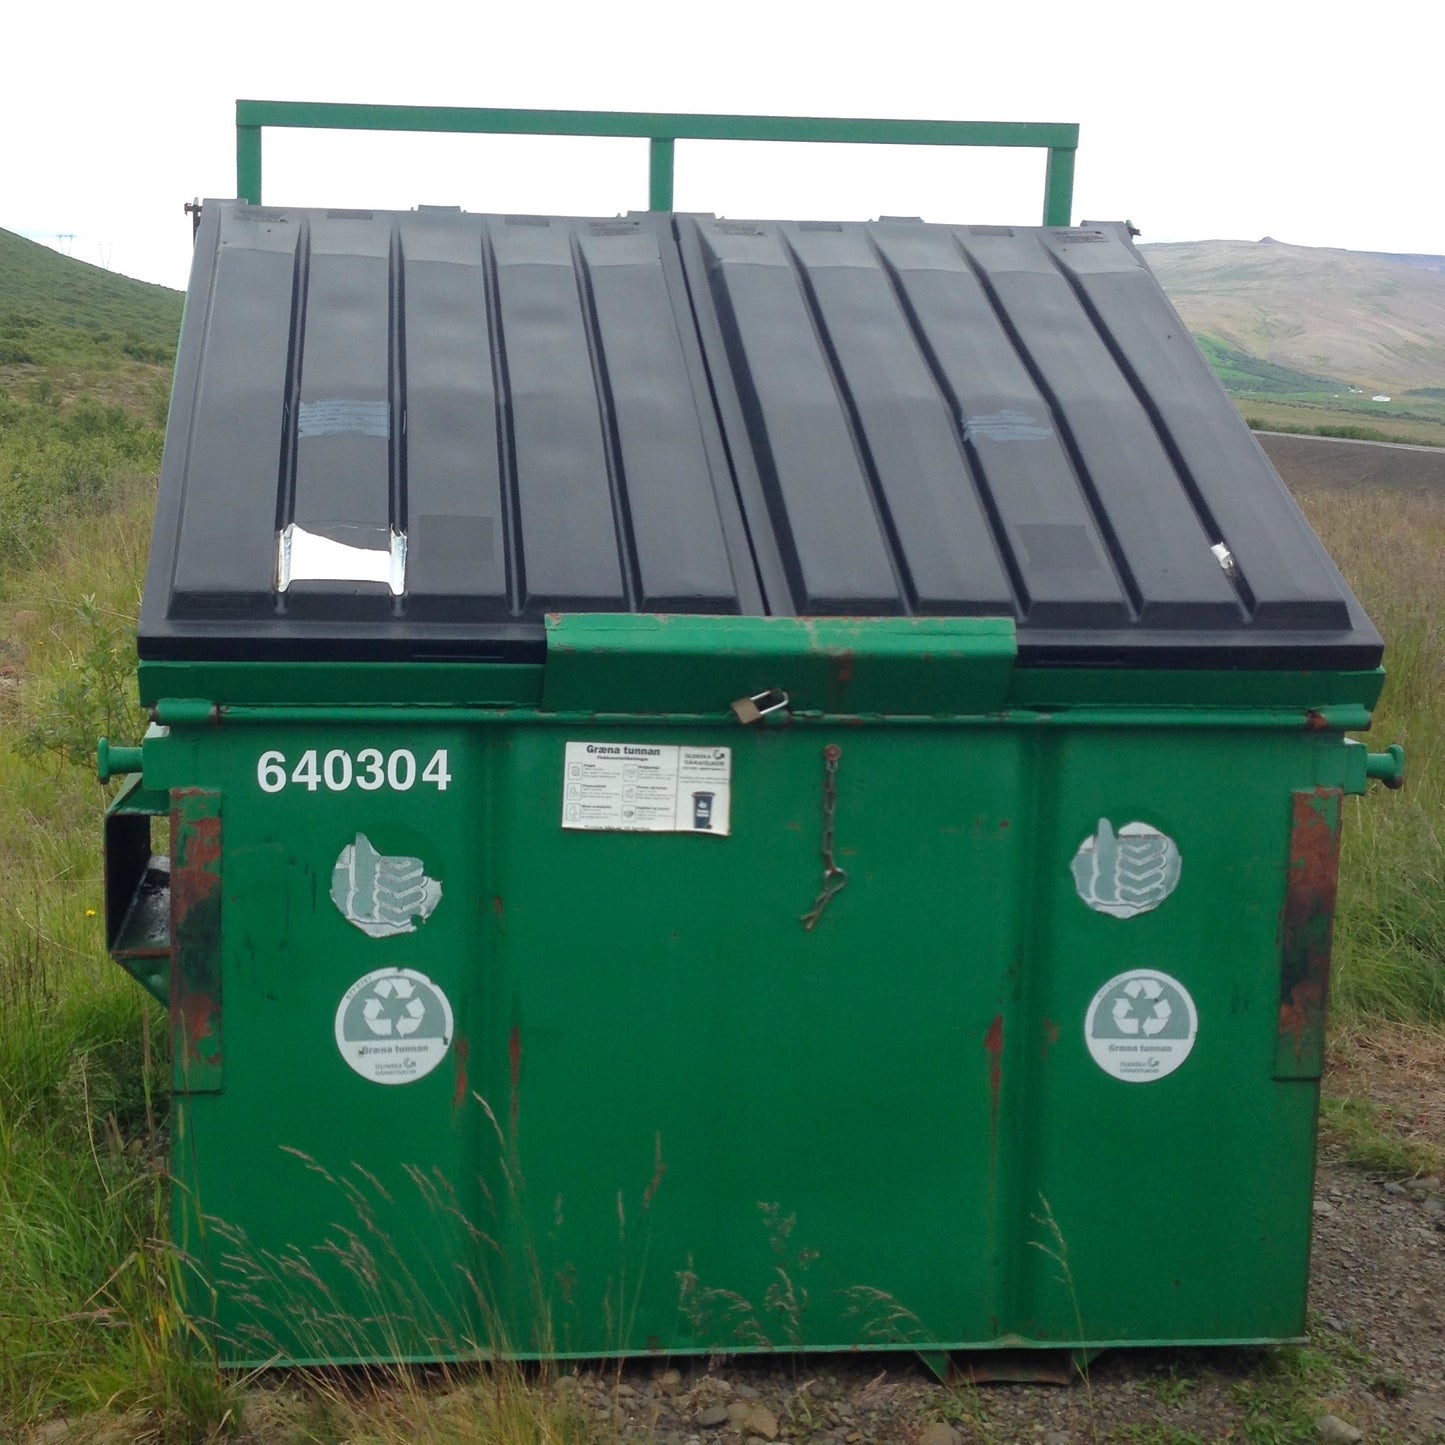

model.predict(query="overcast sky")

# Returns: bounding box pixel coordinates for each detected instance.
[6,0,1441,292]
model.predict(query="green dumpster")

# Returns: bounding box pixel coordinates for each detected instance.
[102,115,1402,1371]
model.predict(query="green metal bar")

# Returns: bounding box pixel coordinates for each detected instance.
[236,124,262,205]
[648,136,675,210]
[1043,144,1076,227]
[233,100,1078,215]
[96,738,144,782]
[151,699,220,726]
[1365,743,1405,787]
[234,100,1077,148]
[171,703,1373,731]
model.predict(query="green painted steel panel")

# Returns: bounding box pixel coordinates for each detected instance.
[121,683,1359,1366]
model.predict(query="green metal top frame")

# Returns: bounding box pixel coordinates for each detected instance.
[234,100,1078,224]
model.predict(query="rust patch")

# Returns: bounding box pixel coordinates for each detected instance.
[179,989,219,1067]
[1278,980,1325,1048]
[1041,1017,1059,1058]
[170,790,223,1092]
[834,650,855,687]
[452,1036,470,1109]
[642,1130,667,1213]
[1275,789,1342,1079]
[174,793,222,864]
[508,1025,523,1134]
[170,810,221,919]
[491,896,504,918]
[984,1014,1004,1115]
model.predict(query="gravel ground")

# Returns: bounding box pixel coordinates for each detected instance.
[559,1071,1445,1445]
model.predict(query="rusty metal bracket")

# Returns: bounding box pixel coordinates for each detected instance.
[1275,788,1342,1080]
[171,789,224,1093]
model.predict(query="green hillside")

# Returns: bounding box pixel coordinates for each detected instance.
[0,228,179,577]
[1192,334,1346,394]
[1145,238,1445,446]
[0,226,183,367]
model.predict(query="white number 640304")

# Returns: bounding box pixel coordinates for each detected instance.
[257,747,452,794]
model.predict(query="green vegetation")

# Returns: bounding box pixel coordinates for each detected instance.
[1183,332,1445,447]
[0,383,167,574]
[0,229,176,586]
[1247,418,1407,445]
[0,226,182,368]
[1318,1095,1441,1177]
[1238,396,1445,448]
[1193,335,1343,395]
[1295,485,1445,1027]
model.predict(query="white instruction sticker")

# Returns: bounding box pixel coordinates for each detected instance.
[562,741,732,835]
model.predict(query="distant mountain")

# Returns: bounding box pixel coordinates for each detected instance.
[1359,251,1445,275]
[0,226,182,366]
[1142,238,1445,395]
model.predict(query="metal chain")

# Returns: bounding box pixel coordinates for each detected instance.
[801,744,846,930]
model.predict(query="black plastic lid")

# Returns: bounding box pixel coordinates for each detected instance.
[140,204,1381,669]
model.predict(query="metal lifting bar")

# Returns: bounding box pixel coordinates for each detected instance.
[234,100,1079,224]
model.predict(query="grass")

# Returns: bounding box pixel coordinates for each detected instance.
[0,373,170,591]
[1294,485,1445,1029]
[1239,396,1445,448]
[0,226,182,366]
[1193,334,1345,395]
[0,480,210,1436]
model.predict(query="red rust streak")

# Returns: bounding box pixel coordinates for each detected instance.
[984,1014,1004,1118]
[1277,790,1341,1055]
[180,991,219,1065]
[1278,980,1325,1045]
[508,1026,522,1134]
[1041,1017,1059,1058]
[170,814,222,919]
[642,1130,667,1213]
[175,801,222,869]
[452,1036,470,1109]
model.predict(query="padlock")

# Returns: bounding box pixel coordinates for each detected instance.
[730,688,789,725]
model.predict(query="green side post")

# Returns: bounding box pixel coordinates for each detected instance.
[236,124,262,205]
[1043,144,1076,227]
[648,136,675,211]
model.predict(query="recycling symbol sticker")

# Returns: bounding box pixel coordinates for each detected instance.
[1084,968,1197,1083]
[335,967,454,1085]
